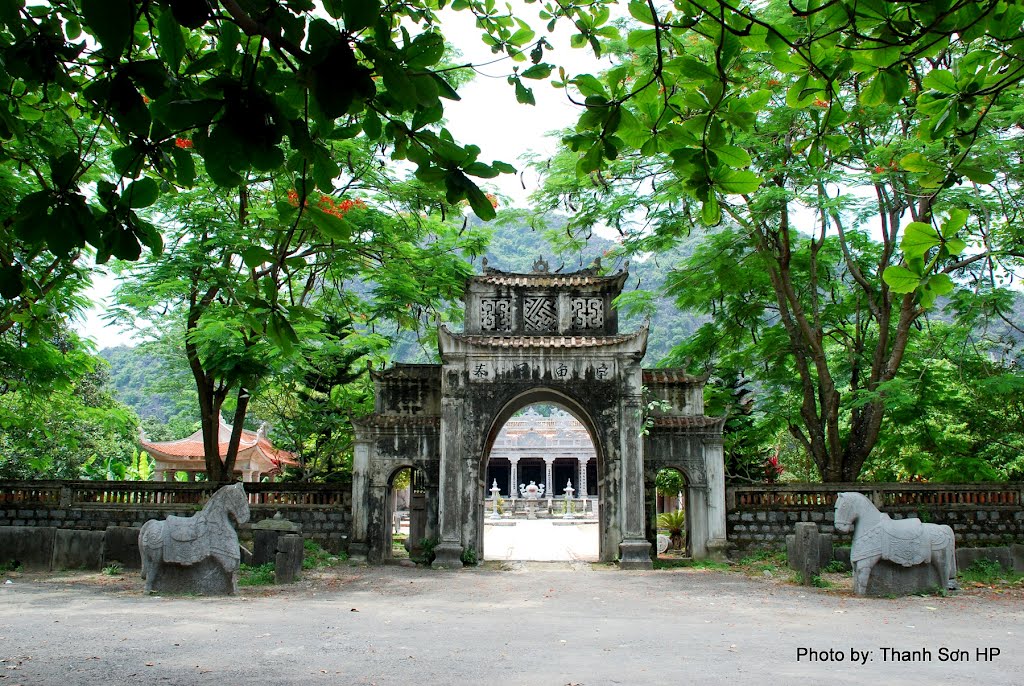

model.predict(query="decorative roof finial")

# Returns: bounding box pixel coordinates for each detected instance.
[532,255,550,273]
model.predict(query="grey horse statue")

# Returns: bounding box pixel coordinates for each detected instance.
[834,492,957,595]
[139,482,250,594]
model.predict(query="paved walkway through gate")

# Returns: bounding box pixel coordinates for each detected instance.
[483,519,600,561]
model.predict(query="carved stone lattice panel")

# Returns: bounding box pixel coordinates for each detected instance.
[571,297,604,330]
[523,297,557,332]
[480,298,513,332]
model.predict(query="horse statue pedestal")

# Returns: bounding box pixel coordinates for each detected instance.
[864,559,946,597]
[139,482,250,595]
[834,492,957,597]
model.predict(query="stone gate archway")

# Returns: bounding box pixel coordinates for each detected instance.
[350,260,728,568]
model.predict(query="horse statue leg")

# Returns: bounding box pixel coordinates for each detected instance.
[852,554,879,595]
[139,520,163,594]
[941,525,958,590]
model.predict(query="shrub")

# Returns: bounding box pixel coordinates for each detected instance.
[239,563,275,586]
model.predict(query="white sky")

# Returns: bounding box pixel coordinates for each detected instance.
[76,5,610,350]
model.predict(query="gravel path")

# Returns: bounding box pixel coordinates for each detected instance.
[1,563,1021,685]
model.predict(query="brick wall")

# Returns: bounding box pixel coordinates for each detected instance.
[726,483,1024,552]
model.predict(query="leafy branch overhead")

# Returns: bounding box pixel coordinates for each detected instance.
[0,0,514,285]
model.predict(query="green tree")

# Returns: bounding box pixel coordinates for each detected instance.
[0,330,139,479]
[0,0,515,271]
[516,0,1024,481]
[111,137,487,481]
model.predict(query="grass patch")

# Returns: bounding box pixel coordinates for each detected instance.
[735,550,787,577]
[822,559,849,574]
[959,558,1024,586]
[303,539,347,570]
[811,574,832,588]
[653,558,731,570]
[239,562,275,586]
[102,562,124,576]
[1,560,22,573]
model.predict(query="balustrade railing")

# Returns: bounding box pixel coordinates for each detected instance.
[0,480,350,509]
[728,482,1024,510]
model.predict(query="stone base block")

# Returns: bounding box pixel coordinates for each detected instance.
[705,538,730,563]
[52,529,104,570]
[103,526,141,569]
[619,539,653,570]
[347,541,369,562]
[431,542,464,569]
[147,558,236,595]
[864,559,944,597]
[0,526,56,570]
[1014,544,1024,573]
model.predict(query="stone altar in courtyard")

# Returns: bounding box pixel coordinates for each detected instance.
[138,482,249,594]
[350,258,727,567]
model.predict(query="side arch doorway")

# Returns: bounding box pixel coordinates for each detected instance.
[349,262,728,567]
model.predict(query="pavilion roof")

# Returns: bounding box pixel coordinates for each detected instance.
[139,416,297,469]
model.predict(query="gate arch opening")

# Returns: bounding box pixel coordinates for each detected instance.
[480,398,601,562]
[384,466,430,561]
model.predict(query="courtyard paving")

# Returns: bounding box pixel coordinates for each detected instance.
[2,559,1021,686]
[483,519,599,561]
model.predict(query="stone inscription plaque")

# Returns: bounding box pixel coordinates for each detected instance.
[468,359,615,382]
[480,298,513,332]
[571,297,604,330]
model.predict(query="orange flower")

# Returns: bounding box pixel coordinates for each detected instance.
[485,193,499,209]
[812,98,829,108]
[174,137,193,149]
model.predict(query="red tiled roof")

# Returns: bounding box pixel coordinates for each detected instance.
[139,418,297,465]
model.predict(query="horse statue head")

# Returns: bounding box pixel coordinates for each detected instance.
[834,491,874,533]
[205,481,250,525]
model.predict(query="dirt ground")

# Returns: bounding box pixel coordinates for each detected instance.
[2,562,1022,686]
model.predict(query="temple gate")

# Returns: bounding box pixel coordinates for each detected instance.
[350,260,728,568]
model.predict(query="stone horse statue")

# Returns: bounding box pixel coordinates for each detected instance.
[834,492,957,595]
[139,482,250,594]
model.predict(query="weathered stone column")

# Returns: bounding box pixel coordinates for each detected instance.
[544,458,553,494]
[348,437,372,561]
[579,457,589,497]
[619,391,652,569]
[704,436,729,560]
[433,396,464,568]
